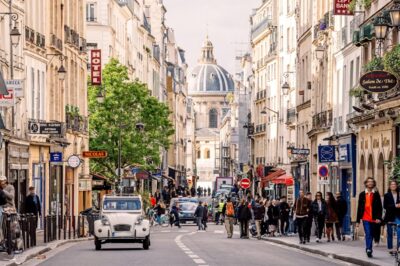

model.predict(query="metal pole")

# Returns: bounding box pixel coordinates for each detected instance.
[9,0,15,134]
[118,124,122,195]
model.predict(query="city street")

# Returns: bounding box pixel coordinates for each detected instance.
[23,224,352,266]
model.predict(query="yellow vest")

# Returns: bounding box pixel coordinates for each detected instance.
[218,202,224,212]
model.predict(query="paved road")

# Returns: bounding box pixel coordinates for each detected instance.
[25,224,354,266]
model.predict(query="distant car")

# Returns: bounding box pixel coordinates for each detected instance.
[177,202,197,223]
[94,195,150,250]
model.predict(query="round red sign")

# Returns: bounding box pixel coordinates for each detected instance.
[240,178,251,189]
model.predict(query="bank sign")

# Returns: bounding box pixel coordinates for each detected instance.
[90,49,102,86]
[333,0,353,16]
[360,71,398,93]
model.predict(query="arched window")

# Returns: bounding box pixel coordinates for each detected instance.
[197,149,201,159]
[204,148,210,159]
[209,108,218,128]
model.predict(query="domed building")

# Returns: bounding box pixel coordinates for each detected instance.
[188,37,235,189]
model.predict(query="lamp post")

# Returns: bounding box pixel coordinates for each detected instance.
[315,45,325,61]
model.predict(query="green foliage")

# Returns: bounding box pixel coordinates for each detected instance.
[88,58,174,179]
[392,157,400,180]
[384,44,400,77]
[348,0,372,12]
[349,86,364,98]
[363,57,384,72]
[348,0,357,12]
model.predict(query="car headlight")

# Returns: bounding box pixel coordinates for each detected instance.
[101,217,110,226]
[135,216,143,225]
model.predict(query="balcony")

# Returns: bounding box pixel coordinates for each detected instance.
[251,17,272,39]
[51,34,63,51]
[286,108,296,125]
[66,113,88,134]
[86,17,97,22]
[25,26,35,44]
[312,110,333,131]
[255,123,266,134]
[255,90,266,101]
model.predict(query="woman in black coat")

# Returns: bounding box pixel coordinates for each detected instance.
[384,180,400,254]
[267,200,279,236]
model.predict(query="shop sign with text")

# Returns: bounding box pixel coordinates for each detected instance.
[360,71,398,93]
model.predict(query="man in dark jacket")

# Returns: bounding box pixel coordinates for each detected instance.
[294,190,311,244]
[194,201,204,231]
[311,191,327,242]
[253,199,265,239]
[25,186,41,230]
[356,177,383,258]
[238,199,252,238]
[279,196,290,236]
[335,192,348,241]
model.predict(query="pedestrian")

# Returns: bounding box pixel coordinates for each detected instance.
[325,192,338,242]
[267,199,279,237]
[216,199,224,225]
[253,199,265,239]
[305,192,313,242]
[150,194,156,208]
[312,191,327,243]
[170,203,181,228]
[207,187,211,197]
[238,199,251,238]
[0,177,15,210]
[154,189,161,203]
[194,201,204,231]
[154,200,166,225]
[335,191,348,241]
[294,190,311,244]
[25,186,41,229]
[356,177,383,258]
[262,200,270,236]
[384,180,400,255]
[222,197,235,238]
[202,202,209,230]
[279,196,290,236]
[191,186,196,197]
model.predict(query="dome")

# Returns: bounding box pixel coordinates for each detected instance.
[188,37,235,94]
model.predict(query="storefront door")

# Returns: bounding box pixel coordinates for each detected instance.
[341,169,352,235]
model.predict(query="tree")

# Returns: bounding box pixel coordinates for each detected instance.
[88,58,174,180]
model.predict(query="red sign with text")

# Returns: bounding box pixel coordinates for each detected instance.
[240,178,251,189]
[91,49,102,85]
[333,0,354,16]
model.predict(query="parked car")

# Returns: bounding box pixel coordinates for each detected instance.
[94,195,150,250]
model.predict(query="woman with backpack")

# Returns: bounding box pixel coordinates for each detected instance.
[222,197,235,238]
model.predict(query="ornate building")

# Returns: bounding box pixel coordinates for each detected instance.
[188,37,234,189]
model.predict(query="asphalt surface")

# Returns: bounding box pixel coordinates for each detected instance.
[24,224,354,266]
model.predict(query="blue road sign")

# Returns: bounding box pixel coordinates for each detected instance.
[50,152,63,163]
[318,145,336,163]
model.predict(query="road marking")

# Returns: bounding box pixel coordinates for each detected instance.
[175,231,208,266]
[160,230,171,233]
[188,254,199,258]
[193,259,206,264]
[214,230,224,234]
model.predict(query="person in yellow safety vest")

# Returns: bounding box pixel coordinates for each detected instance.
[216,199,225,225]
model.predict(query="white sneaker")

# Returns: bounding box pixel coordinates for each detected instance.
[316,238,320,243]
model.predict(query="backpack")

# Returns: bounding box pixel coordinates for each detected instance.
[225,202,234,217]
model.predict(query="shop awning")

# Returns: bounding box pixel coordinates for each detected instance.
[272,174,294,186]
[360,24,374,42]
[260,168,286,188]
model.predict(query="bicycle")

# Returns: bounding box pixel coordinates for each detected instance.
[388,222,400,266]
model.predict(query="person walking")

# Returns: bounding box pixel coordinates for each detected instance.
[150,194,156,208]
[311,191,327,243]
[294,190,311,244]
[267,200,279,237]
[253,199,265,239]
[170,203,181,228]
[216,199,224,225]
[194,201,204,231]
[335,192,348,241]
[238,199,251,238]
[305,192,313,242]
[279,196,290,236]
[325,192,338,242]
[154,189,161,203]
[190,186,196,197]
[384,180,400,255]
[202,202,209,230]
[222,197,235,238]
[356,177,383,258]
[25,186,41,229]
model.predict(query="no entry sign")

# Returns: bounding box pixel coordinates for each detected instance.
[240,178,251,189]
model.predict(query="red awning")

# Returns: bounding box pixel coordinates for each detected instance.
[260,169,286,187]
[272,174,294,186]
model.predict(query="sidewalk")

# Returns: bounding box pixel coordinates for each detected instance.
[0,231,91,266]
[262,235,394,266]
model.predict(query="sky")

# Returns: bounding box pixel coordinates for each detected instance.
[163,0,261,75]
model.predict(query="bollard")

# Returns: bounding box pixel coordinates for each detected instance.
[20,214,27,249]
[58,215,62,240]
[53,215,57,241]
[77,215,81,238]
[63,215,67,240]
[32,214,37,247]
[43,215,47,243]
[68,216,71,240]
[72,215,76,239]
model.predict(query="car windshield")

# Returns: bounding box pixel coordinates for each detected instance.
[180,203,197,212]
[103,199,141,211]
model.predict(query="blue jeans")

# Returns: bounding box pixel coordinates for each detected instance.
[387,217,400,250]
[363,220,374,252]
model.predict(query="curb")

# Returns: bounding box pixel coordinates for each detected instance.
[5,237,93,266]
[262,237,381,266]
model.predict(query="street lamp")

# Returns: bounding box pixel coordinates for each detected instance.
[57,65,67,81]
[281,81,290,95]
[315,45,325,61]
[9,25,20,47]
[374,15,389,41]
[96,89,105,103]
[389,1,400,29]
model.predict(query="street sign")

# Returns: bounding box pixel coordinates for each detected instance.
[240,178,251,189]
[318,179,330,185]
[50,152,63,163]
[333,0,354,16]
[5,80,23,97]
[28,121,62,135]
[91,49,102,85]
[339,144,350,162]
[318,145,336,163]
[82,151,108,158]
[360,71,398,93]
[0,89,14,107]
[319,165,329,177]
[290,148,310,155]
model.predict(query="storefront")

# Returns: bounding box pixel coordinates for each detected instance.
[7,142,29,212]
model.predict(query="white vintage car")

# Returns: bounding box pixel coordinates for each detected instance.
[94,195,150,250]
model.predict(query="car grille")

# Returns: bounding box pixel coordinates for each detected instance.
[114,224,131,232]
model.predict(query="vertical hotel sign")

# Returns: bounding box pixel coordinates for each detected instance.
[91,49,102,85]
[333,0,353,16]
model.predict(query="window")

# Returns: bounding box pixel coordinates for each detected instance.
[197,149,201,159]
[204,148,210,159]
[209,108,218,128]
[86,3,96,22]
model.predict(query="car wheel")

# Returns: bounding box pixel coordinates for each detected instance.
[95,237,102,250]
[143,236,150,250]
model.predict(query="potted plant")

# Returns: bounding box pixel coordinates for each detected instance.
[363,56,384,72]
[384,44,400,77]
